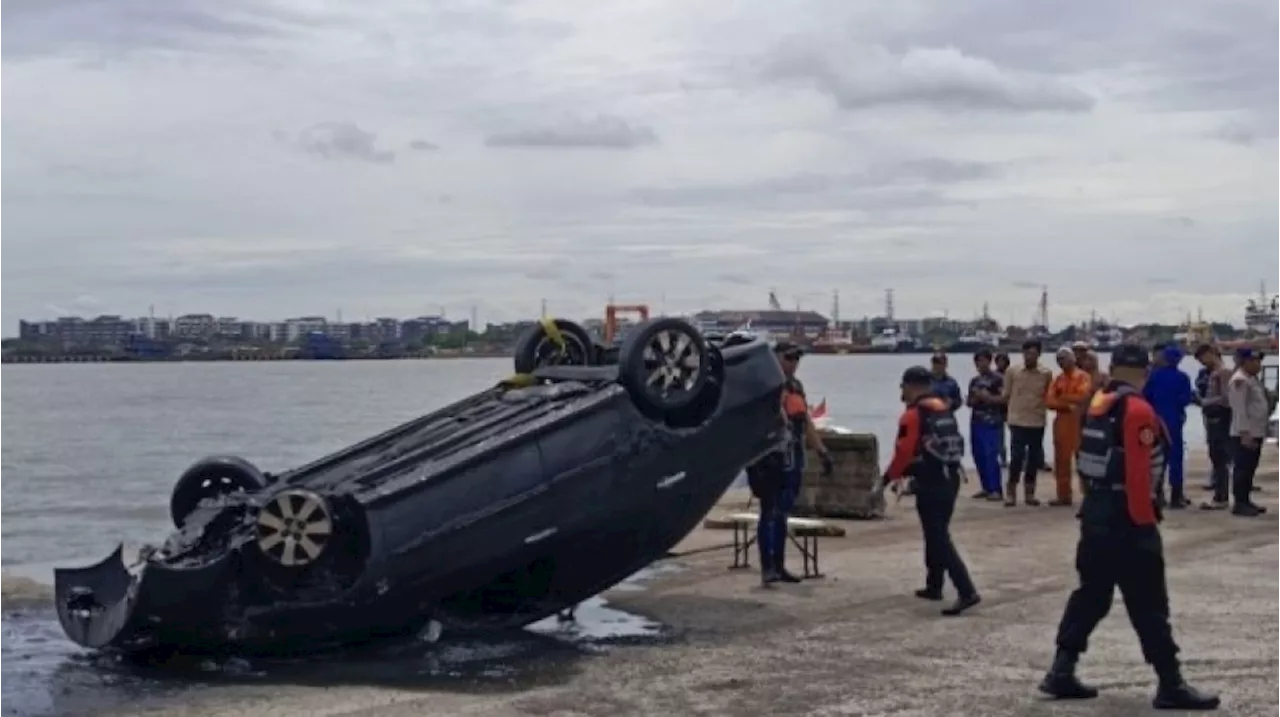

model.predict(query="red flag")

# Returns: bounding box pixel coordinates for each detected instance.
[809,398,827,419]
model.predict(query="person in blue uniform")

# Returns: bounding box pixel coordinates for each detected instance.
[884,366,981,616]
[747,341,833,586]
[1142,344,1194,508]
[966,348,1005,500]
[1038,345,1219,710]
[929,352,963,412]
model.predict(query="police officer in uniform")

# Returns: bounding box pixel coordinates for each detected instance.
[1039,345,1219,710]
[884,366,981,616]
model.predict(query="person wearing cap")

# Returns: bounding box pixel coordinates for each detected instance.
[1226,347,1269,517]
[884,366,981,617]
[748,341,834,585]
[966,348,1005,500]
[995,339,1053,506]
[1141,344,1194,509]
[1193,344,1234,508]
[929,352,963,413]
[1039,344,1219,710]
[1045,347,1094,506]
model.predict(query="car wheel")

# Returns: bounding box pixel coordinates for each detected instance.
[169,456,267,528]
[255,489,334,568]
[513,318,597,374]
[619,317,712,414]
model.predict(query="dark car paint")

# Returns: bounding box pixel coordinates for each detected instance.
[55,336,785,655]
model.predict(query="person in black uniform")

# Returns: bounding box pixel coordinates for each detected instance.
[1039,345,1219,710]
[883,366,981,616]
[747,340,833,586]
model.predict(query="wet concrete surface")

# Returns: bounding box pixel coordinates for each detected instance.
[2,565,680,717]
[10,450,1279,716]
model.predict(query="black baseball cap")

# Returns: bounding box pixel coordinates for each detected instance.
[1111,344,1150,369]
[773,340,804,358]
[901,366,934,387]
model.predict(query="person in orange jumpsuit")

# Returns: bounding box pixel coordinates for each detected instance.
[1045,347,1094,506]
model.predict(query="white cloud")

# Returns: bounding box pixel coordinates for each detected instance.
[2,0,1275,331]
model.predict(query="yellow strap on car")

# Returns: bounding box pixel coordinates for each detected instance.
[499,373,538,388]
[540,316,566,351]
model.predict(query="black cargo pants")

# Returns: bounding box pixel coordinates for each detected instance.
[914,471,977,598]
[1054,529,1180,669]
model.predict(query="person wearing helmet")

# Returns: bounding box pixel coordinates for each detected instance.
[884,366,981,617]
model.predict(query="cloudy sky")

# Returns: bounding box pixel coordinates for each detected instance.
[3,0,1276,332]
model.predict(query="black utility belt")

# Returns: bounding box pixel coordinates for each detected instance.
[1084,480,1126,493]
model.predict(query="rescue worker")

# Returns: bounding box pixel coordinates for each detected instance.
[1142,344,1194,508]
[750,341,833,585]
[1038,345,1220,710]
[1045,347,1093,507]
[929,352,963,412]
[966,348,1005,500]
[884,366,981,616]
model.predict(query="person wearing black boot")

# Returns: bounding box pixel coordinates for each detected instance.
[1039,345,1219,710]
[751,342,833,586]
[884,367,981,617]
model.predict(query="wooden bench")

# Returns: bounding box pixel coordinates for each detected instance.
[724,512,829,579]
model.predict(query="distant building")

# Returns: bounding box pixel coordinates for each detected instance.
[693,310,829,339]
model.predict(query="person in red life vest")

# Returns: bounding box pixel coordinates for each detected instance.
[884,366,981,616]
[748,341,833,585]
[1039,344,1219,710]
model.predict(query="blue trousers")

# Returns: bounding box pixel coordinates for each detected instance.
[1166,426,1184,489]
[758,466,802,563]
[971,422,1004,494]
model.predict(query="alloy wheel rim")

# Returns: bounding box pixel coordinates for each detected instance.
[256,490,333,567]
[642,329,702,398]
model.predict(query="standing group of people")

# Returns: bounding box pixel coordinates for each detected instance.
[881,344,1225,710]
[744,337,1266,709]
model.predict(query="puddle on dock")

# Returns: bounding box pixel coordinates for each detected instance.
[1,562,682,717]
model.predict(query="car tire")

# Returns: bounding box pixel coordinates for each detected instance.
[513,318,597,374]
[619,317,712,414]
[170,456,267,528]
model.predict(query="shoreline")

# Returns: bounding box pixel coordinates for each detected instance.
[0,352,512,365]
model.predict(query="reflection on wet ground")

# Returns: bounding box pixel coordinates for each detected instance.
[1,563,681,717]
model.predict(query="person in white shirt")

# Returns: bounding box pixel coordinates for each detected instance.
[1226,348,1269,517]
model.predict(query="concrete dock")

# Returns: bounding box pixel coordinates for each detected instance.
[121,449,1278,716]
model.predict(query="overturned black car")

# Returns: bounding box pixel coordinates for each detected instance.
[56,318,786,655]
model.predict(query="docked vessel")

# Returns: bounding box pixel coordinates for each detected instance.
[946,329,1002,353]
[1245,284,1279,335]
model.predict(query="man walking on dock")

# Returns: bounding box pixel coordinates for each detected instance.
[997,340,1053,506]
[885,367,981,617]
